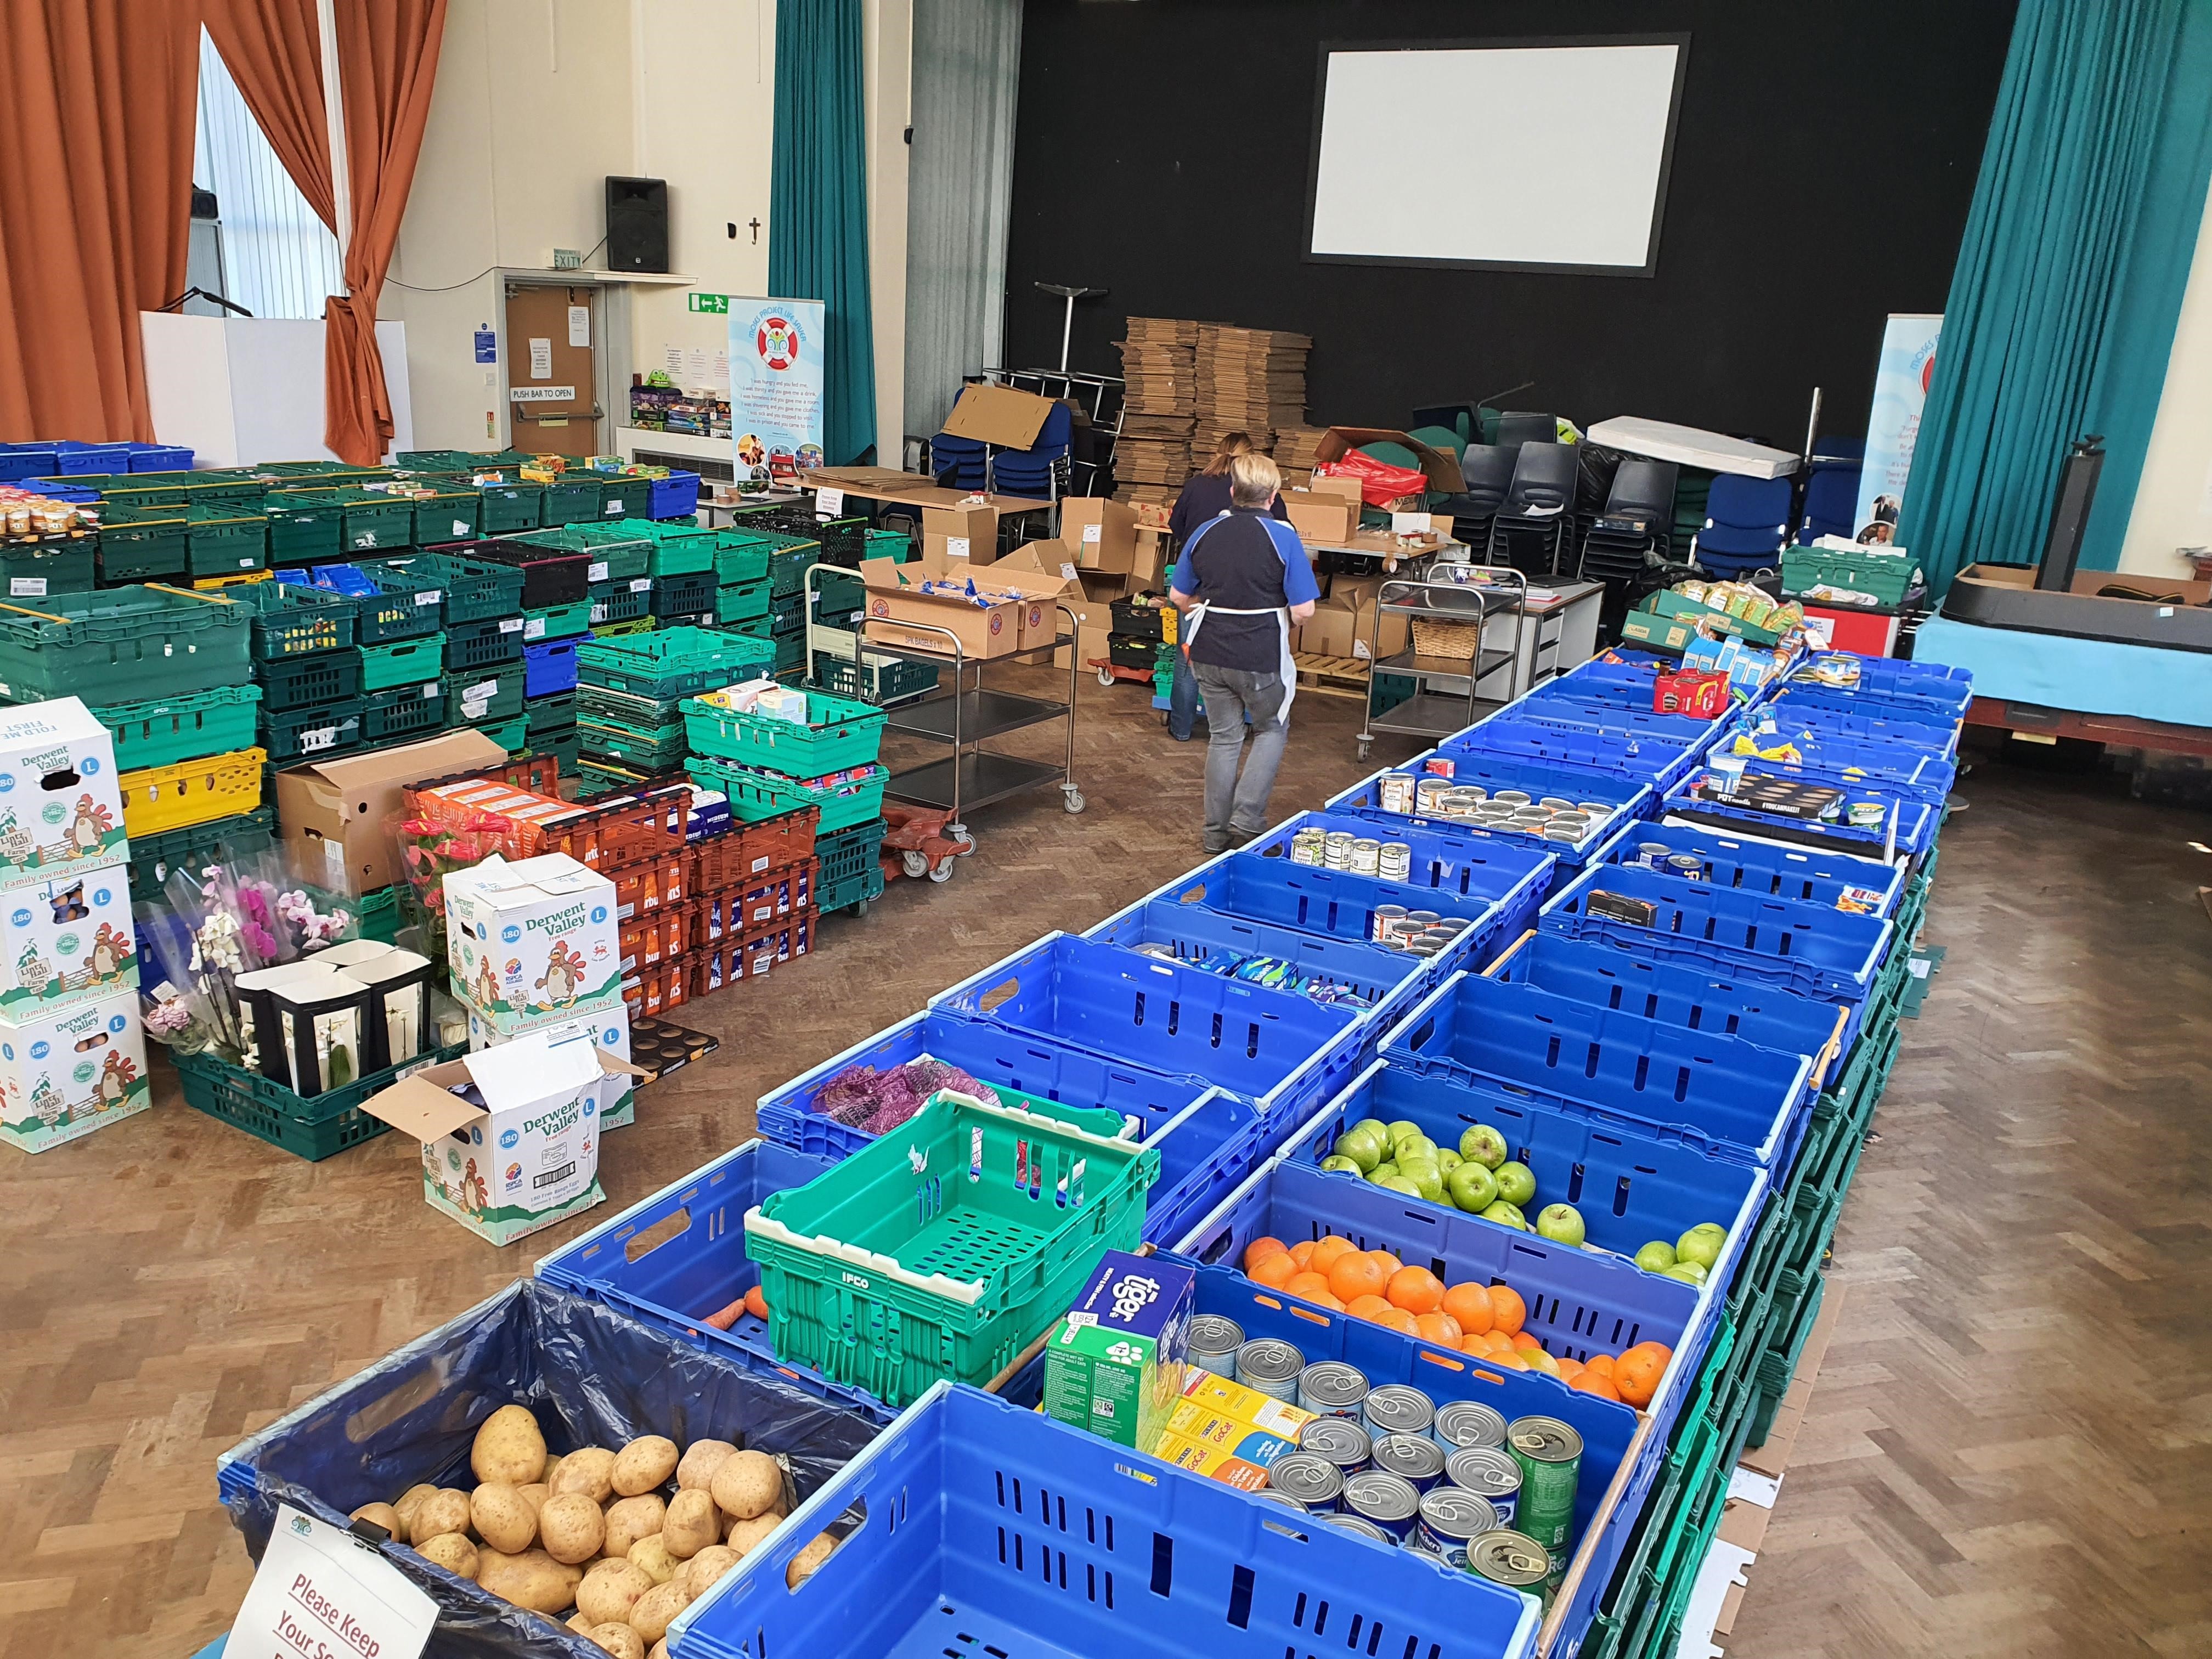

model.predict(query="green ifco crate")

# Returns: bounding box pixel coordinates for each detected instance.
[590,579,654,625]
[681,687,887,775]
[173,1040,466,1162]
[359,633,446,693]
[184,505,270,578]
[357,883,403,944]
[763,533,821,596]
[94,685,264,772]
[263,494,345,564]
[715,578,770,623]
[362,681,448,743]
[0,584,251,703]
[445,614,526,673]
[596,475,652,521]
[713,530,772,585]
[527,729,582,774]
[257,647,362,714]
[471,712,529,753]
[259,697,365,762]
[240,581,358,658]
[471,479,544,534]
[444,666,526,723]
[405,488,482,546]
[360,550,523,624]
[689,754,888,834]
[540,476,605,526]
[524,691,577,736]
[575,625,776,698]
[523,599,592,642]
[578,719,689,772]
[276,487,414,554]
[592,617,658,639]
[97,511,189,583]
[612,518,717,576]
[1780,545,1919,608]
[743,1089,1157,1408]
[0,540,97,596]
[351,579,444,644]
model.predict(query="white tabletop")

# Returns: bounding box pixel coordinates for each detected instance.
[1585,417,1801,479]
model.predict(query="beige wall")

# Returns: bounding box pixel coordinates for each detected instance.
[385,0,909,462]
[2119,172,2212,576]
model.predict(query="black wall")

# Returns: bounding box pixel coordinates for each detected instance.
[1005,0,2016,449]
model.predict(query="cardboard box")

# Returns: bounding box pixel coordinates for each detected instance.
[1043,1251,1195,1449]
[1620,611,1697,652]
[0,868,138,1018]
[1173,1370,1317,1441]
[279,728,508,897]
[1130,526,1167,588]
[466,999,638,1129]
[0,697,126,893]
[921,502,998,564]
[360,1025,650,1245]
[1283,492,1355,544]
[1299,602,1357,660]
[0,988,149,1154]
[1312,427,1466,494]
[1048,569,1128,669]
[1146,1427,1282,1490]
[938,382,1056,449]
[1308,473,1365,511]
[1061,497,1141,574]
[444,853,621,1030]
[874,543,1078,659]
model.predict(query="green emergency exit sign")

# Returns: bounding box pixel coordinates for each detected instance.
[687,292,731,314]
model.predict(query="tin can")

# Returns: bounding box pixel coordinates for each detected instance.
[1297,1361,1369,1418]
[1266,1451,1344,1512]
[1421,757,1457,778]
[1849,799,1886,827]
[1370,904,1409,946]
[1324,831,1355,870]
[1433,1401,1508,1452]
[1406,910,1441,931]
[1442,788,1486,820]
[1362,1383,1435,1440]
[1493,789,1531,807]
[1578,802,1611,815]
[1252,1489,1313,1515]
[1468,1530,1553,1605]
[1327,1514,1397,1546]
[1445,1444,1521,1526]
[1339,1470,1421,1540]
[1379,842,1413,883]
[1666,853,1706,878]
[1431,916,1470,936]
[1542,825,1582,843]
[1506,1417,1583,1580]
[1290,828,1327,867]
[1380,774,1416,814]
[1414,1488,1498,1569]
[1372,1433,1446,1492]
[1187,1314,1245,1370]
[1350,838,1381,877]
[1416,778,1452,814]
[1538,796,1575,812]
[1404,935,1446,957]
[1236,1338,1306,1402]
[1631,840,1672,869]
[1297,1416,1372,1474]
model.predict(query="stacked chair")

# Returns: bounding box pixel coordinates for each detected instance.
[1691,473,1792,582]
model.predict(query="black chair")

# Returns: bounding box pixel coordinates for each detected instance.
[1487,443,1579,577]
[1432,442,1516,547]
[1577,459,1678,630]
[1495,411,1558,449]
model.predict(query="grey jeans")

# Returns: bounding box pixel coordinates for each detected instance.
[1192,659,1290,848]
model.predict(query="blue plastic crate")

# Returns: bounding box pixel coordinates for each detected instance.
[1328,756,1652,870]
[1707,724,1959,793]
[0,444,59,480]
[1441,720,1702,789]
[1783,653,1972,716]
[1543,860,1893,1004]
[1757,695,1962,757]
[523,635,579,697]
[648,471,702,518]
[53,440,132,474]
[1509,687,1724,742]
[930,932,1368,1119]
[1086,895,1420,1012]
[131,443,195,471]
[669,1383,1543,1659]
[1243,808,1557,931]
[1590,819,1908,917]
[1662,765,1941,859]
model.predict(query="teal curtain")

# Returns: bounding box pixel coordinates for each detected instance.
[771,0,877,466]
[1897,0,2212,591]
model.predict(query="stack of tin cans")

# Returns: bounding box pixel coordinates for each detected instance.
[1368,906,1472,958]
[1286,825,1418,883]
[1375,771,1618,847]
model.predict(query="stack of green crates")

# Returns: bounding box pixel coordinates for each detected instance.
[682,684,888,834]
[713,527,774,634]
[241,582,369,764]
[574,625,776,778]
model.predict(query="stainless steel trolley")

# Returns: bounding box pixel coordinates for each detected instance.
[1356,569,1531,760]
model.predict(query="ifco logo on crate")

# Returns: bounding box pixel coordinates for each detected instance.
[842,1271,871,1290]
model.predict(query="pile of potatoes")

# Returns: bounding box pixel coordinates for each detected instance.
[349,1404,838,1658]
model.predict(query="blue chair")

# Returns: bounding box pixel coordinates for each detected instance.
[1693,474,1791,579]
[1795,464,1860,544]
[1496,411,1558,448]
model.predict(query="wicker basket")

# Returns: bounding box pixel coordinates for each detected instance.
[1409,614,1487,660]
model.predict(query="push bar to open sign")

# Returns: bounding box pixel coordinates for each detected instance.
[510,386,578,403]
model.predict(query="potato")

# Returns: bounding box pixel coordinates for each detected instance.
[470,1483,538,1554]
[649,1644,668,1659]
[628,1534,678,1585]
[349,1502,404,1543]
[567,1613,596,1638]
[476,1547,578,1615]
[542,1449,564,1483]
[471,1404,548,1487]
[517,1482,548,1516]
[413,1488,472,1543]
[392,1482,438,1536]
[710,1451,782,1523]
[662,1489,719,1559]
[416,1533,479,1577]
[675,1439,736,1494]
[723,1514,780,1557]
[786,1532,836,1589]
[613,1435,679,1497]
[590,1624,645,1659]
[550,1446,617,1504]
[603,1494,666,1559]
[538,1492,606,1565]
[628,1580,693,1646]
[576,1558,654,1626]
[681,1544,740,1599]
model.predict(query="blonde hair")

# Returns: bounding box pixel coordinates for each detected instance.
[1200,431,1256,476]
[1228,451,1281,508]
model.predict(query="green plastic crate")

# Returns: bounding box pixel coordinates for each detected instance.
[526,729,581,774]
[816,860,885,916]
[590,579,654,625]
[815,816,887,915]
[810,645,941,707]
[1746,1274,1827,1448]
[690,754,888,834]
[1780,545,1920,607]
[681,687,887,774]
[746,1090,1157,1407]
[614,518,716,575]
[351,580,444,645]
[471,712,529,753]
[97,512,189,583]
[259,697,364,762]
[445,614,527,673]
[713,529,772,585]
[182,505,269,577]
[540,476,603,526]
[864,527,909,562]
[238,580,358,658]
[593,616,658,638]
[356,551,509,624]
[472,479,544,534]
[253,461,394,487]
[0,584,251,703]
[359,633,445,693]
[444,666,526,723]
[578,719,689,771]
[174,1040,466,1162]
[0,541,97,595]
[595,476,652,521]
[357,883,403,944]
[523,599,592,642]
[510,523,651,583]
[575,682,682,729]
[715,578,770,623]
[764,534,820,596]
[525,691,577,736]
[263,494,345,564]
[576,625,776,698]
[652,571,718,619]
[128,803,275,903]
[403,488,482,546]
[393,449,534,472]
[256,647,362,713]
[94,685,263,771]
[362,680,448,743]
[276,487,414,554]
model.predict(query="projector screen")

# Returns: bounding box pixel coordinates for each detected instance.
[1305,36,1689,274]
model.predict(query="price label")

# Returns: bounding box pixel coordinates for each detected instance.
[414,590,440,607]
[817,487,845,521]
[225,1503,435,1659]
[605,501,624,514]
[629,577,652,592]
[946,537,970,560]
[452,518,472,538]
[9,578,46,598]
[524,617,546,639]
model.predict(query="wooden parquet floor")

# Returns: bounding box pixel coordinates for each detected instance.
[1,680,2204,1658]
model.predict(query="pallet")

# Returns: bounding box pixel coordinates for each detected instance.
[1291,651,1368,699]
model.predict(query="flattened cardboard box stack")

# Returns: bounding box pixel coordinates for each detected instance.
[1113,317,1200,506]
[1194,325,1312,460]
[1274,425,1329,488]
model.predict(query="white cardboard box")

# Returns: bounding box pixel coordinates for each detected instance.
[0,697,126,893]
[466,1001,638,1129]
[0,867,139,1018]
[360,1025,650,1245]
[0,989,150,1153]
[444,853,621,1033]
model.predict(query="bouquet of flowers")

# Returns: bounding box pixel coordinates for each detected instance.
[139,854,357,1058]
[387,810,511,977]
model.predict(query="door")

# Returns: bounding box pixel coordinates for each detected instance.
[505,282,600,457]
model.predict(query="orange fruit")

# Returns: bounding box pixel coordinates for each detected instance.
[1243,1236,1289,1272]
[1489,1284,1527,1337]
[1368,1249,1403,1276]
[1305,1289,1346,1312]
[1480,1329,1515,1355]
[1571,1370,1623,1402]
[1614,1344,1668,1407]
[1441,1282,1494,1336]
[1307,1235,1358,1276]
[1328,1251,1387,1304]
[1375,1307,1420,1336]
[1288,1240,1316,1271]
[1485,1348,1530,1371]
[1413,1312,1463,1346]
[1284,1271,1334,1302]
[1459,1334,1492,1356]
[1385,1265,1446,1314]
[1582,1352,1616,1379]
[1344,1294,1393,1322]
[1250,1251,1297,1289]
[743,1284,769,1320]
[1554,1356,1585,1382]
[1509,1330,1541,1352]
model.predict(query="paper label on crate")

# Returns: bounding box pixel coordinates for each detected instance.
[452,518,472,538]
[1352,640,1372,659]
[421,682,439,698]
[605,501,624,515]
[1082,523,1103,544]
[588,561,609,583]
[414,590,439,606]
[750,855,771,874]
[591,603,608,623]
[300,726,340,752]
[525,617,548,639]
[630,577,652,592]
[465,679,496,703]
[817,488,845,521]
[1061,562,1078,579]
[499,618,523,634]
[9,578,46,598]
[946,537,970,560]
[227,1504,436,1659]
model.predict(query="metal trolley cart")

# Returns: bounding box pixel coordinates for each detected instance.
[1357,569,1531,759]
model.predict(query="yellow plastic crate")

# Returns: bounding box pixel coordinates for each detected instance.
[193,568,276,593]
[120,746,267,837]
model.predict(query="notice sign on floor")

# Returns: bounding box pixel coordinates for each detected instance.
[227,1504,436,1659]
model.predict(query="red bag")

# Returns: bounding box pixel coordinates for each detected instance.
[1319,449,1429,508]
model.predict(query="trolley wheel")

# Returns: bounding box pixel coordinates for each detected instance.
[901,849,930,879]
[1063,788,1087,815]
[1097,665,1118,687]
[928,857,957,883]
[851,897,871,918]
[1357,737,1373,760]
[947,823,973,847]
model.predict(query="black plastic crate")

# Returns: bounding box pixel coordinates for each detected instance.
[257,647,362,713]
[450,536,591,607]
[259,697,364,761]
[444,613,527,672]
[1108,633,1159,670]
[1110,597,1169,642]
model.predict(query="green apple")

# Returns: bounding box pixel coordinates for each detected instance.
[1493,1161,1537,1208]
[1333,1125,1387,1172]
[1351,1118,1391,1142]
[1674,1227,1725,1272]
[1633,1241,1678,1273]
[1480,1199,1527,1230]
[1535,1204,1585,1247]
[1446,1161,1499,1214]
[1402,1162,1445,1203]
[1392,1133,1438,1164]
[1368,1160,1398,1182]
[1459,1124,1509,1169]
[1319,1154,1364,1175]
[1435,1148,1463,1174]
[1662,1262,1708,1285]
[1376,1175,1424,1198]
[1386,1120,1423,1146]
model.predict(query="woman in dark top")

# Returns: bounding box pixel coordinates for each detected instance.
[1165,433,1290,740]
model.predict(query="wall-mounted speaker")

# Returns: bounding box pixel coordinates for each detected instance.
[606,177,668,273]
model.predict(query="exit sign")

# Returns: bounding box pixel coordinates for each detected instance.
[687,293,731,314]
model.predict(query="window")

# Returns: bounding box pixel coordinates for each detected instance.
[192,27,345,320]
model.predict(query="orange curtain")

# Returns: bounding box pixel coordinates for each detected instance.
[324,0,445,464]
[202,0,335,232]
[0,1,201,442]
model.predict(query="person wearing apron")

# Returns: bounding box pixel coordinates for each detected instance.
[1164,432,1293,741]
[1168,451,1320,853]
